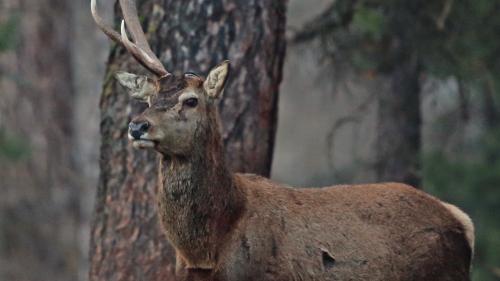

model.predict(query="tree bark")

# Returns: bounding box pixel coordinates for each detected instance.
[0,0,81,280]
[89,1,287,280]
[375,57,421,187]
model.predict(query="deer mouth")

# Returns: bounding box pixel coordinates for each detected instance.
[128,132,156,149]
[132,139,156,148]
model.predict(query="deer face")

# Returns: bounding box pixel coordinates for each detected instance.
[116,61,230,156]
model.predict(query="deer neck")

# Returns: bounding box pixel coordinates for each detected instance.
[157,115,245,268]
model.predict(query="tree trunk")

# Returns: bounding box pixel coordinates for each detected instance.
[375,58,421,187]
[375,4,422,188]
[89,1,287,280]
[0,0,82,280]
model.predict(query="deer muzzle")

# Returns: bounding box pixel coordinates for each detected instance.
[129,121,150,139]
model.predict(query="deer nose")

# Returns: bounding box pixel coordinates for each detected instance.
[129,121,150,140]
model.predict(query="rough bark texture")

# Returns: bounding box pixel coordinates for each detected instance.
[89,0,287,280]
[0,0,82,280]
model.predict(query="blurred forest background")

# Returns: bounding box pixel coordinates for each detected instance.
[0,0,499,281]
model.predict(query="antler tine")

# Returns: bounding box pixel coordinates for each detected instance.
[91,0,122,43]
[120,20,169,76]
[91,0,169,77]
[118,0,155,59]
[118,0,169,77]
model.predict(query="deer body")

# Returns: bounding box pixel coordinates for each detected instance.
[91,1,474,280]
[214,178,471,281]
[157,121,472,281]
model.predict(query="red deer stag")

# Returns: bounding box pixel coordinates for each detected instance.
[92,1,474,280]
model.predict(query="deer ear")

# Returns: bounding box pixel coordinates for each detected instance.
[115,71,157,102]
[203,60,230,99]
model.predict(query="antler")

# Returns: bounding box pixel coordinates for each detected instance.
[91,0,169,77]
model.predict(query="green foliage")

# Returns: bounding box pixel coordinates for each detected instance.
[422,0,500,80]
[0,129,30,161]
[351,7,386,41]
[0,14,19,52]
[0,16,24,162]
[423,130,500,281]
[315,0,500,81]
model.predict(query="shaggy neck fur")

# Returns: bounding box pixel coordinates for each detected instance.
[157,104,245,269]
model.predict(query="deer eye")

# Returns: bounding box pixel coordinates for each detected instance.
[183,97,198,108]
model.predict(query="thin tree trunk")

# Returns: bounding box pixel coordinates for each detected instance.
[89,1,287,280]
[375,4,422,188]
[376,56,421,187]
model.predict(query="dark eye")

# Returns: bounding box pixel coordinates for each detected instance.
[183,98,198,107]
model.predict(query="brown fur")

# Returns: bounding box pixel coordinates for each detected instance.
[158,133,472,280]
[125,67,472,281]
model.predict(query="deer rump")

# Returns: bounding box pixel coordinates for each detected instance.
[176,176,472,281]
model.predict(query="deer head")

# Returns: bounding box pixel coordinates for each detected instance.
[91,0,230,156]
[120,62,229,156]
